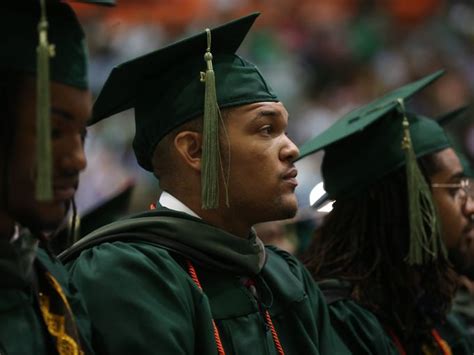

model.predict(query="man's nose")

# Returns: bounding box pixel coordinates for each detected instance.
[463,194,474,218]
[57,136,87,173]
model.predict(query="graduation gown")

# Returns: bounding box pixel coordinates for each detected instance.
[318,279,398,355]
[451,283,474,337]
[0,233,94,355]
[65,208,349,354]
[318,278,474,354]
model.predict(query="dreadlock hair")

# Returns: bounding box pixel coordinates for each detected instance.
[302,160,457,348]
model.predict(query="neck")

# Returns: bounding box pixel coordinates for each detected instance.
[169,190,252,238]
[198,207,252,238]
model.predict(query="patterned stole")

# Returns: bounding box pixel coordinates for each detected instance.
[35,260,85,355]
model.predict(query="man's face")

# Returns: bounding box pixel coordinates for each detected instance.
[6,77,90,232]
[224,102,299,225]
[430,148,474,276]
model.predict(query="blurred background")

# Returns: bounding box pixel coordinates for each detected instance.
[69,0,474,254]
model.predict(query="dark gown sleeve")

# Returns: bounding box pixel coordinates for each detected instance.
[67,241,217,355]
[316,279,399,355]
[265,247,352,354]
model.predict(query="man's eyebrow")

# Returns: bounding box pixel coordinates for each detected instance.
[51,107,74,121]
[253,110,282,120]
[447,171,465,182]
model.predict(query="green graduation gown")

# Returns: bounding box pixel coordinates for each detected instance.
[318,279,398,355]
[65,208,349,354]
[451,284,474,336]
[437,312,474,354]
[0,233,94,355]
[318,278,474,354]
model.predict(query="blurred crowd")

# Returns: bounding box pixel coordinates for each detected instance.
[71,0,474,246]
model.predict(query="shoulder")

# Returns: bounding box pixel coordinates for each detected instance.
[67,241,197,300]
[66,243,207,354]
[263,246,324,303]
[317,279,377,326]
[35,247,95,354]
[264,245,305,276]
[320,283,398,355]
[36,247,79,302]
[36,247,68,280]
[68,241,189,280]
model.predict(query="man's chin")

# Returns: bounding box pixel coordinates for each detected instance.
[24,202,70,235]
[449,249,474,279]
[270,196,298,221]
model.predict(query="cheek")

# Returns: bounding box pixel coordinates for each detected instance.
[9,150,35,186]
[227,140,280,185]
[436,197,463,247]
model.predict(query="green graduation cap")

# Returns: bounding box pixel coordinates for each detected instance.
[436,105,474,178]
[297,70,451,265]
[90,12,278,209]
[1,1,90,89]
[297,70,450,196]
[1,0,114,202]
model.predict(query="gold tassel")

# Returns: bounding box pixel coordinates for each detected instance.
[398,99,447,265]
[36,0,55,201]
[200,29,224,209]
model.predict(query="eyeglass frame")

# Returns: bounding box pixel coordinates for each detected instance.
[431,177,473,204]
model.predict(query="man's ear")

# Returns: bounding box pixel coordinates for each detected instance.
[174,131,202,172]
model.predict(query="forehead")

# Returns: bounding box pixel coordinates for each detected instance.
[226,101,288,120]
[13,77,91,125]
[432,148,463,178]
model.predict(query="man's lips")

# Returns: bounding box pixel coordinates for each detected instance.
[53,183,77,200]
[282,168,298,187]
[464,225,474,239]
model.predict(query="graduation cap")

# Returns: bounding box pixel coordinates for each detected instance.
[1,0,114,201]
[90,12,278,209]
[297,70,451,265]
[436,105,474,178]
[0,0,116,95]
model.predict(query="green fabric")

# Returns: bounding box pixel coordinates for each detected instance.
[436,312,474,354]
[452,286,474,341]
[296,71,450,199]
[453,285,474,319]
[0,231,37,289]
[66,208,349,354]
[0,2,88,89]
[0,235,94,354]
[318,279,399,355]
[324,112,449,199]
[90,13,278,172]
[67,208,266,274]
[318,279,474,354]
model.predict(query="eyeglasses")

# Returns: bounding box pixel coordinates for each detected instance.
[431,178,474,204]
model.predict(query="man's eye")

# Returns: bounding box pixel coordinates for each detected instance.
[449,187,459,197]
[260,125,272,135]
